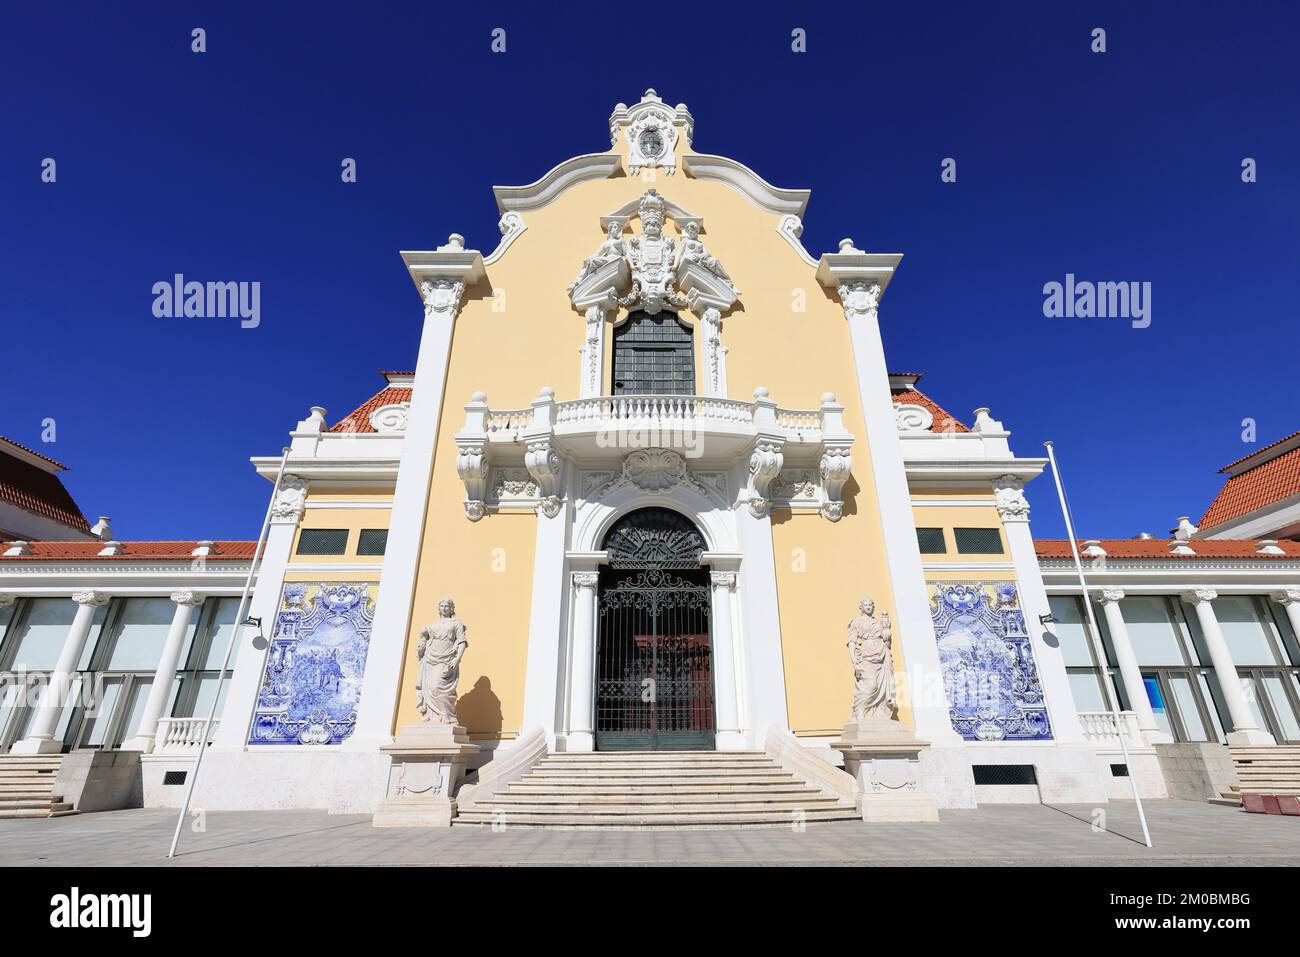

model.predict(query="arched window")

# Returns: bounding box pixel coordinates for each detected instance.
[611,310,694,395]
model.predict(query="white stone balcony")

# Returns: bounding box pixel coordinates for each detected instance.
[454,387,855,522]
[153,717,220,755]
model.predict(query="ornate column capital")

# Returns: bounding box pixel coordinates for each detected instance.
[1096,588,1125,605]
[992,474,1030,522]
[420,278,467,321]
[1181,589,1218,605]
[709,571,737,589]
[1271,589,1300,606]
[170,591,205,608]
[71,590,111,608]
[745,438,785,518]
[270,474,309,525]
[572,571,599,589]
[835,279,881,322]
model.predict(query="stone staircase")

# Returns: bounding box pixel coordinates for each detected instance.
[454,751,859,829]
[0,755,76,819]
[1214,746,1300,806]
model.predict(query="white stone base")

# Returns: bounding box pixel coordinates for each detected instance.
[917,742,1111,807]
[859,789,940,822]
[9,735,62,755]
[372,724,479,828]
[715,730,749,751]
[120,735,154,754]
[1226,727,1277,746]
[1093,748,1169,800]
[557,731,594,752]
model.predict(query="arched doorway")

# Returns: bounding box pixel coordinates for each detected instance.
[595,507,715,751]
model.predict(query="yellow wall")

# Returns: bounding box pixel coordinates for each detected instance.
[289,507,393,565]
[910,504,1010,562]
[399,125,905,738]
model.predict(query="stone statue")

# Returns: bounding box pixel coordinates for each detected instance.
[848,598,896,722]
[677,221,734,287]
[415,597,468,724]
[568,221,628,292]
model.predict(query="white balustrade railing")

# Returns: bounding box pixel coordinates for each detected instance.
[555,394,762,429]
[485,408,533,433]
[154,717,220,754]
[1078,710,1144,746]
[775,407,822,432]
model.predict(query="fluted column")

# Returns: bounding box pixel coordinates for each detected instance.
[567,572,599,752]
[12,590,111,754]
[709,571,744,749]
[1183,589,1275,746]
[123,592,206,753]
[1094,589,1166,741]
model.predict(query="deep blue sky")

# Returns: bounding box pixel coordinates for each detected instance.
[2,2,1296,541]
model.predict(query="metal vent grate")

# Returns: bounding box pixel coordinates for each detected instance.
[357,528,388,556]
[296,529,348,556]
[163,771,188,786]
[972,764,1038,786]
[916,527,947,554]
[1110,763,1129,777]
[954,527,1003,554]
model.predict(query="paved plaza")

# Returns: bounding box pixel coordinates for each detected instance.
[1,800,1297,866]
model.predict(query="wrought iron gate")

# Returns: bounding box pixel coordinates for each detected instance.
[594,508,715,751]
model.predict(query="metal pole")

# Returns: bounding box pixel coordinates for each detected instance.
[167,447,291,859]
[1044,441,1152,848]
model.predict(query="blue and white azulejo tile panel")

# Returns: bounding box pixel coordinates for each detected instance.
[248,582,376,746]
[929,581,1053,741]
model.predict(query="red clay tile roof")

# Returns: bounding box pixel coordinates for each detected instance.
[0,439,90,534]
[329,386,413,434]
[0,541,257,562]
[1035,538,1300,560]
[891,388,971,434]
[1218,430,1300,473]
[1199,435,1300,530]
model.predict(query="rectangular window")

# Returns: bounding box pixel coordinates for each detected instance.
[1122,596,1186,665]
[296,529,348,556]
[1050,596,1099,667]
[2,598,104,672]
[1214,596,1278,665]
[915,527,946,554]
[104,597,176,671]
[1066,669,1108,711]
[954,527,1002,554]
[357,528,388,556]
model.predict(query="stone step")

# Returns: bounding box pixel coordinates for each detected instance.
[0,790,57,801]
[516,776,798,788]
[544,751,767,760]
[0,766,61,775]
[527,765,792,777]
[470,801,850,815]
[454,807,859,828]
[0,803,75,819]
[486,792,848,807]
[507,783,817,795]
[533,760,775,771]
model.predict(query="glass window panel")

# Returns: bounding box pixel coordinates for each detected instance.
[1198,672,1228,743]
[0,602,15,645]
[1167,675,1209,742]
[75,605,109,671]
[79,677,124,746]
[953,527,1002,554]
[1270,605,1299,665]
[6,598,78,671]
[915,528,946,554]
[1120,597,1185,665]
[1262,675,1300,741]
[196,598,241,671]
[116,677,154,745]
[1049,596,1097,667]
[1214,597,1278,665]
[0,680,24,743]
[357,528,388,555]
[189,673,230,722]
[104,598,176,670]
[296,529,348,555]
[1143,675,1174,738]
[1067,670,1107,711]
[1239,675,1268,735]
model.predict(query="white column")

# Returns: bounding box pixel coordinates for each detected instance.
[993,475,1085,742]
[708,569,744,749]
[1272,590,1300,651]
[212,476,306,749]
[1183,589,1275,746]
[832,279,961,745]
[12,590,110,754]
[567,571,599,751]
[350,276,470,747]
[1095,589,1166,741]
[123,592,205,753]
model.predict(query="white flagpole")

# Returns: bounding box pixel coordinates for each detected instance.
[167,446,291,859]
[1043,441,1152,848]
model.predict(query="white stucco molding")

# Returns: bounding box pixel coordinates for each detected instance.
[681,153,810,217]
[483,212,527,265]
[492,154,622,214]
[776,216,819,267]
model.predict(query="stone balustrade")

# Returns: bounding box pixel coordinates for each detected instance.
[153,717,220,754]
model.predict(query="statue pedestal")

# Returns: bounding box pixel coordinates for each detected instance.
[373,724,480,828]
[831,719,940,823]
